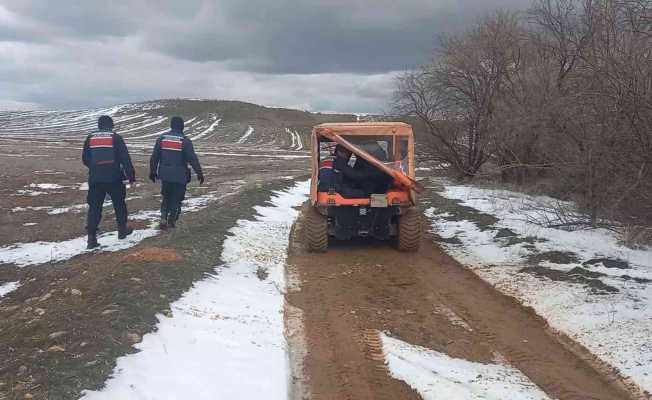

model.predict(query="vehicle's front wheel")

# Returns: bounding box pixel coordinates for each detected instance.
[305,207,329,252]
[397,209,421,252]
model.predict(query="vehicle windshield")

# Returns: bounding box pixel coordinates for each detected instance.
[319,134,410,174]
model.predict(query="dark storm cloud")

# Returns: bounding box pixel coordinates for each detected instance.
[3,0,530,73]
[0,0,531,111]
[1,1,140,40]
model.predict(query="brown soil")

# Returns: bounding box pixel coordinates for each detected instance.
[0,100,348,399]
[122,247,182,263]
[286,204,640,400]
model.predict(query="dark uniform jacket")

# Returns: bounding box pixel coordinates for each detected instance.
[149,130,203,184]
[334,156,392,196]
[82,130,135,184]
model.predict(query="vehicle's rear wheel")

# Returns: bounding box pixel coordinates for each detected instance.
[305,207,329,252]
[397,209,421,252]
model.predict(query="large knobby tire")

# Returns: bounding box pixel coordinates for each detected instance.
[305,207,329,252]
[397,209,421,252]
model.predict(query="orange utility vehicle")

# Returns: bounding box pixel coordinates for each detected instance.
[305,122,422,252]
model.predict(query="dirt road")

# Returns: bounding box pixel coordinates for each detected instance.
[286,205,637,400]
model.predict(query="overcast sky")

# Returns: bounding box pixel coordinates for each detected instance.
[0,0,529,113]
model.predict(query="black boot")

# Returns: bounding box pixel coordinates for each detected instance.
[87,232,100,249]
[167,207,180,228]
[160,203,169,230]
[118,224,134,239]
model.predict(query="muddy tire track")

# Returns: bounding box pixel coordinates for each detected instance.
[286,205,639,400]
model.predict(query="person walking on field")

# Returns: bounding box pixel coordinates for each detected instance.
[82,115,136,249]
[149,116,204,229]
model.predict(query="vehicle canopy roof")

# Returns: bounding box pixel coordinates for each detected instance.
[313,122,413,137]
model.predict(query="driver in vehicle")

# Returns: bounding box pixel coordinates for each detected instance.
[333,144,392,197]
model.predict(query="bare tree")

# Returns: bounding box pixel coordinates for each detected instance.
[394,11,523,178]
[396,0,652,231]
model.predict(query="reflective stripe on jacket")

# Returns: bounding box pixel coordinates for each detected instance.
[156,132,188,184]
[88,132,116,167]
[150,130,203,185]
[82,130,135,184]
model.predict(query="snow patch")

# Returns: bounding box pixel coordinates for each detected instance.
[0,190,230,267]
[237,125,255,144]
[292,130,303,150]
[382,334,551,400]
[81,181,310,400]
[15,190,47,196]
[192,118,221,141]
[433,304,473,332]
[126,127,171,140]
[118,116,167,134]
[12,206,51,213]
[285,128,303,150]
[0,226,159,267]
[28,183,66,190]
[0,281,20,298]
[0,154,49,157]
[47,197,141,215]
[198,151,309,159]
[428,181,652,393]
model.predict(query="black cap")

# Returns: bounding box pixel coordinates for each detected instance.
[170,116,184,131]
[98,115,114,130]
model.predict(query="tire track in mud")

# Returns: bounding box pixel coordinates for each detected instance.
[286,206,640,400]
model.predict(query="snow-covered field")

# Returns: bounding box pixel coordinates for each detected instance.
[427,179,652,394]
[81,181,308,400]
[382,334,551,400]
[0,184,243,268]
[0,100,311,151]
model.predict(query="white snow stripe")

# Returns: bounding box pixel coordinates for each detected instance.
[0,106,124,132]
[382,334,551,400]
[236,125,254,144]
[118,116,167,134]
[27,183,67,190]
[191,118,221,141]
[283,128,303,150]
[184,116,198,125]
[197,151,309,159]
[286,128,296,149]
[293,129,303,150]
[0,281,20,298]
[126,127,171,140]
[81,180,308,400]
[0,228,159,267]
[0,191,232,267]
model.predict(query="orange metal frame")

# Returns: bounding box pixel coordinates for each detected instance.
[310,122,417,207]
[316,191,411,207]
